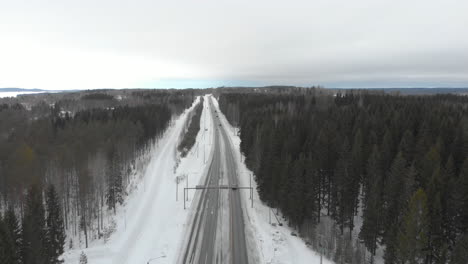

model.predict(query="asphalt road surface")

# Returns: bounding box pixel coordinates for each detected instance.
[181,97,248,264]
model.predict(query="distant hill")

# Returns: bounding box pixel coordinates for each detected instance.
[0,88,46,92]
[367,88,468,95]
[328,87,468,95]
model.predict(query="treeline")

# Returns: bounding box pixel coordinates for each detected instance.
[0,90,193,257]
[178,97,204,157]
[219,90,468,264]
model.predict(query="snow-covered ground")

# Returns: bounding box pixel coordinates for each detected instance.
[212,97,333,264]
[62,95,216,264]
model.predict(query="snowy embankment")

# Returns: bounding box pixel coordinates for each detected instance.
[62,95,215,264]
[212,98,333,264]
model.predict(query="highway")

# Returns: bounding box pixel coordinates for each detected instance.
[181,96,248,264]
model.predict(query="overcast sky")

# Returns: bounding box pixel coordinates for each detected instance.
[1,0,467,90]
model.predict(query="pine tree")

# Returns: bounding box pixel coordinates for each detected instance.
[288,156,307,229]
[395,189,429,264]
[360,145,383,257]
[45,184,66,263]
[333,138,354,235]
[106,149,124,213]
[454,158,468,234]
[383,152,406,227]
[450,233,468,264]
[21,185,47,264]
[3,206,22,264]
[0,214,16,264]
[398,130,415,165]
[360,177,382,256]
[444,156,458,246]
[363,145,382,204]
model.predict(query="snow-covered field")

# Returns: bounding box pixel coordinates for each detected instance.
[212,98,333,264]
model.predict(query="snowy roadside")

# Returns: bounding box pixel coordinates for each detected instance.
[62,95,216,264]
[212,97,334,264]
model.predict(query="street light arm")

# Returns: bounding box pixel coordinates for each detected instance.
[147,255,166,263]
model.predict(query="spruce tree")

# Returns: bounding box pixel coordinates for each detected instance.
[398,130,415,165]
[445,156,459,246]
[395,189,429,264]
[22,185,47,264]
[360,174,382,257]
[383,152,406,230]
[46,184,65,263]
[419,145,441,188]
[363,145,382,206]
[79,251,88,264]
[427,167,450,263]
[382,152,407,263]
[333,137,353,235]
[380,131,394,172]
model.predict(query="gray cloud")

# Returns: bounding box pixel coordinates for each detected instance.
[1,0,467,89]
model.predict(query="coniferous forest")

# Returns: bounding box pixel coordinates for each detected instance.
[0,89,194,263]
[178,97,204,157]
[218,88,468,264]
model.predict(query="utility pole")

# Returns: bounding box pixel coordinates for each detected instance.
[186,174,189,201]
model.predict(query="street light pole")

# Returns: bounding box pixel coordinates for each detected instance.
[318,234,328,264]
[147,255,166,263]
[269,208,271,225]
[250,173,252,200]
